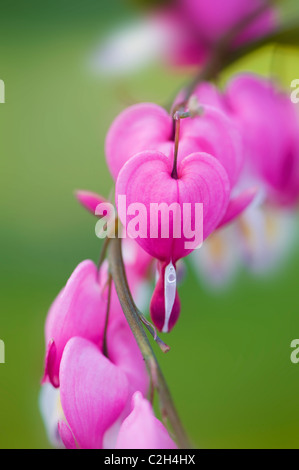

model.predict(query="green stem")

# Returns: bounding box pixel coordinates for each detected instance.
[108,235,191,449]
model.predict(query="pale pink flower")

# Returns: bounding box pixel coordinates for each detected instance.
[116,392,177,449]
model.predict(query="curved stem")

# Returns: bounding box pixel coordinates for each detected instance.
[171,115,180,180]
[108,235,191,449]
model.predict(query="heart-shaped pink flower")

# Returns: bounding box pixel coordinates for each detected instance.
[116,150,230,263]
[115,149,230,332]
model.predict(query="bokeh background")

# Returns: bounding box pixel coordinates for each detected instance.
[0,0,299,449]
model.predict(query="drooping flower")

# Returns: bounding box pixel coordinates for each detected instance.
[186,74,299,206]
[115,149,230,331]
[107,94,257,331]
[186,75,299,286]
[55,336,175,449]
[225,74,299,206]
[41,266,149,448]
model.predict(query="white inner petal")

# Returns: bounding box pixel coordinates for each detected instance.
[162,261,177,333]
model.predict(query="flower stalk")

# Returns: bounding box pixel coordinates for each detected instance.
[108,231,191,449]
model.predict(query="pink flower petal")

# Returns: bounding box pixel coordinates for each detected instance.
[58,421,77,449]
[150,261,181,333]
[179,0,277,46]
[60,337,129,449]
[180,105,243,186]
[217,186,257,229]
[75,190,107,215]
[105,103,172,180]
[107,319,149,418]
[43,260,108,387]
[226,74,299,205]
[116,392,177,449]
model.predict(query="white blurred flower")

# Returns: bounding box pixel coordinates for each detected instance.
[91,18,170,76]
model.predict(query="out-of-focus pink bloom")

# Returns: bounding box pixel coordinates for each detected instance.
[94,1,277,73]
[192,201,297,288]
[235,204,297,274]
[116,392,177,449]
[172,0,277,66]
[186,75,299,206]
[191,224,240,290]
[181,76,299,287]
[176,0,277,51]
[225,74,299,206]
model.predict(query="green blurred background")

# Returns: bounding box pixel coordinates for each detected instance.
[0,0,298,449]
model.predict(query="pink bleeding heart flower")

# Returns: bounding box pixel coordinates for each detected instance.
[224,74,299,206]
[57,317,149,450]
[105,102,243,186]
[116,392,177,449]
[41,311,149,449]
[42,257,149,388]
[42,260,109,387]
[116,150,230,331]
[116,150,230,262]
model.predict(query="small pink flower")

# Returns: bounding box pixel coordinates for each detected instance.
[116,392,177,449]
